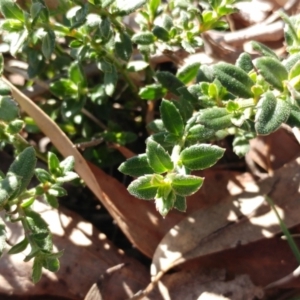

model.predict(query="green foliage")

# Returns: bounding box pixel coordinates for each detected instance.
[1,0,300,279]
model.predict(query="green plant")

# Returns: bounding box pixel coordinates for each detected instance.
[1,0,300,284]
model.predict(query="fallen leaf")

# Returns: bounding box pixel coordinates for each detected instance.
[156,269,263,300]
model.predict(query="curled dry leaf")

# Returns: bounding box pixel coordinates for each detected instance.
[151,156,300,284]
[1,201,153,299]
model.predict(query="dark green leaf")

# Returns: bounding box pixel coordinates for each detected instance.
[254,57,288,92]
[251,41,279,59]
[0,217,5,257]
[42,30,55,60]
[147,119,165,133]
[255,92,291,135]
[139,84,165,100]
[171,174,203,196]
[177,62,201,84]
[45,193,58,208]
[118,154,154,177]
[132,31,155,45]
[174,195,186,212]
[152,25,169,41]
[35,169,53,184]
[99,17,111,38]
[156,71,184,96]
[0,96,19,121]
[43,257,60,272]
[283,53,300,71]
[48,185,67,197]
[6,119,23,134]
[186,124,215,143]
[32,257,43,283]
[115,32,132,61]
[0,0,24,22]
[8,147,36,199]
[8,237,29,255]
[115,0,146,15]
[0,175,21,206]
[286,105,300,127]
[0,79,11,96]
[146,139,173,173]
[180,144,225,170]
[128,174,162,200]
[213,62,254,98]
[197,107,233,130]
[160,99,184,136]
[236,52,253,73]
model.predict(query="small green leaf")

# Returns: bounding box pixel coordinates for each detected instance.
[152,25,169,41]
[6,120,24,134]
[180,144,225,170]
[197,107,233,130]
[0,0,24,22]
[171,174,203,196]
[149,0,160,19]
[0,96,19,122]
[251,41,279,59]
[155,186,174,217]
[43,257,60,272]
[160,99,184,136]
[283,53,300,71]
[32,257,43,283]
[255,92,291,135]
[186,124,215,143]
[56,172,78,183]
[99,17,111,38]
[177,62,201,84]
[50,79,78,98]
[10,29,28,56]
[48,185,67,197]
[286,105,300,127]
[8,147,36,199]
[232,132,255,157]
[139,84,165,100]
[59,156,75,173]
[0,79,11,96]
[213,62,254,98]
[35,169,53,184]
[8,237,29,255]
[115,32,132,61]
[115,0,146,15]
[42,30,55,60]
[174,195,186,212]
[48,152,61,176]
[69,61,86,87]
[236,52,254,73]
[1,19,24,32]
[0,217,6,257]
[45,193,58,208]
[254,57,288,92]
[128,174,162,200]
[104,65,118,96]
[156,71,184,96]
[0,175,21,206]
[147,119,165,133]
[118,154,154,177]
[132,31,155,45]
[146,139,173,174]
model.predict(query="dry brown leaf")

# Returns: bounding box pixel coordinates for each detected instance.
[1,201,152,299]
[151,156,300,279]
[156,269,264,300]
[246,128,300,173]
